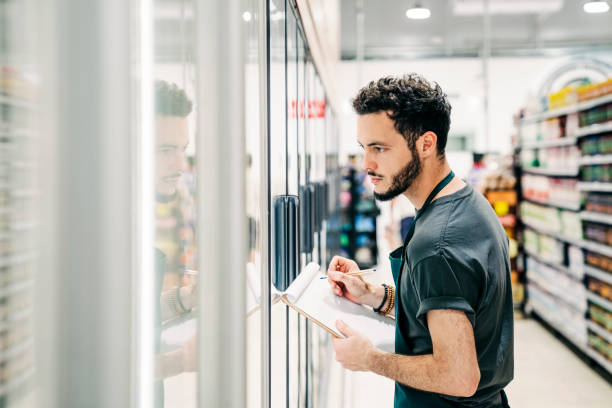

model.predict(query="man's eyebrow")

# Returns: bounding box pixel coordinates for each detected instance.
[157,143,179,148]
[366,141,389,147]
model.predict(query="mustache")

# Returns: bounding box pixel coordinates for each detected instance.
[367,171,383,178]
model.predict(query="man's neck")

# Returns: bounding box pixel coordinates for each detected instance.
[403,160,455,210]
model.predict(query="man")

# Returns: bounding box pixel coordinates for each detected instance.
[327,74,513,407]
[153,80,198,407]
[155,80,197,290]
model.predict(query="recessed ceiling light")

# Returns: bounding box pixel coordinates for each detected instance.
[583,1,610,13]
[242,11,252,22]
[406,3,431,20]
[453,0,563,15]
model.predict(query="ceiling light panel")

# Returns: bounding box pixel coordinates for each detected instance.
[453,0,564,15]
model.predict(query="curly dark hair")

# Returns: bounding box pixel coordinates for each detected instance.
[155,80,193,117]
[352,74,451,158]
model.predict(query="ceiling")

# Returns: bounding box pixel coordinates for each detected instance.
[340,0,612,59]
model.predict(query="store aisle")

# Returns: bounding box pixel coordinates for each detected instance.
[506,318,611,408]
[341,318,612,408]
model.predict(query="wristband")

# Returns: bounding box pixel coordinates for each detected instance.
[373,284,388,313]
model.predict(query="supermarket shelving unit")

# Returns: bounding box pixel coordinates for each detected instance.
[517,83,612,377]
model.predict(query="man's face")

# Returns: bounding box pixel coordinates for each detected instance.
[357,111,421,201]
[155,115,189,195]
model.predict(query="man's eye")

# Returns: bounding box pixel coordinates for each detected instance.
[375,147,386,153]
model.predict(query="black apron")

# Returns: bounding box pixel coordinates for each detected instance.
[389,171,511,408]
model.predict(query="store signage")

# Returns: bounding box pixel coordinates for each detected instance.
[290,100,326,119]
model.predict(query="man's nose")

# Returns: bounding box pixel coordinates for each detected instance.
[172,152,185,172]
[361,152,376,172]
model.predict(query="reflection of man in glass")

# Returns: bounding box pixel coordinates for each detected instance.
[154,80,197,290]
[153,80,197,407]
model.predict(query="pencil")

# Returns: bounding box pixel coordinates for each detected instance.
[320,268,376,279]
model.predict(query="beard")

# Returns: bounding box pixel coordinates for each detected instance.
[372,150,422,201]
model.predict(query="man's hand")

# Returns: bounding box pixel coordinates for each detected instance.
[327,256,377,306]
[180,283,198,310]
[332,320,375,372]
[181,335,197,372]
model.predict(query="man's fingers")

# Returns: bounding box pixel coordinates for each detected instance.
[327,278,343,296]
[328,256,342,272]
[328,270,347,283]
[328,255,354,273]
[335,320,355,337]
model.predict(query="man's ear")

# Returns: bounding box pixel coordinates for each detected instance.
[419,131,438,158]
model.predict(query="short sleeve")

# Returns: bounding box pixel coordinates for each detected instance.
[411,254,481,329]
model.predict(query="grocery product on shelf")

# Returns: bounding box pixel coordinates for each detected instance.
[582,164,612,183]
[520,201,583,239]
[517,75,612,376]
[528,283,587,348]
[585,193,612,214]
[579,102,612,128]
[577,78,612,102]
[587,330,612,361]
[589,303,612,331]
[520,145,580,173]
[580,132,612,156]
[587,276,612,302]
[521,175,581,209]
[586,250,612,273]
[527,257,586,312]
[569,245,585,274]
[477,156,523,307]
[583,221,612,246]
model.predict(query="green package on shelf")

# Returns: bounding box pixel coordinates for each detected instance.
[340,233,349,247]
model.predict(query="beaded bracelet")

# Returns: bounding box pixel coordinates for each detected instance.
[176,285,192,314]
[373,284,389,313]
[381,285,395,316]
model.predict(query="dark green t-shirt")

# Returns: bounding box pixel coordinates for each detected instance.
[391,184,514,408]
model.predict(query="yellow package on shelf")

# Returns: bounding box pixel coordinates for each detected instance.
[549,86,577,110]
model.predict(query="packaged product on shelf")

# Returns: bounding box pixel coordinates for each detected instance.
[587,277,612,302]
[581,164,612,183]
[577,78,612,102]
[521,175,581,208]
[589,303,612,331]
[579,103,612,127]
[528,284,587,346]
[586,251,612,273]
[538,235,565,265]
[538,262,586,312]
[565,112,580,138]
[542,117,563,140]
[520,201,562,232]
[580,133,612,156]
[538,148,547,169]
[560,210,583,240]
[583,221,612,246]
[568,245,585,276]
[549,87,577,110]
[587,331,612,361]
[585,193,612,214]
[524,229,539,254]
[519,147,537,168]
